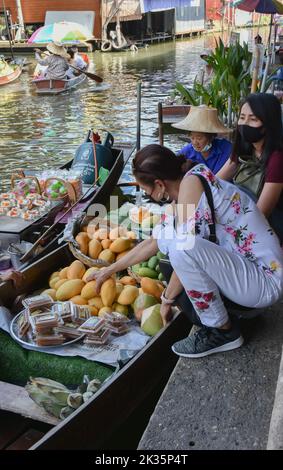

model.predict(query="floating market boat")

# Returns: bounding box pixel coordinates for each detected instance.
[0,131,135,267]
[0,60,22,86]
[32,72,88,95]
[0,243,190,449]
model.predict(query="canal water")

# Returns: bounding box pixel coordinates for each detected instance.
[0,28,269,191]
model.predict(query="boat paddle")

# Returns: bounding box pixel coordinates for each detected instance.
[20,176,100,263]
[35,49,103,83]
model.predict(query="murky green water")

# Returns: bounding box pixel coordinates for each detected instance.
[0,28,269,191]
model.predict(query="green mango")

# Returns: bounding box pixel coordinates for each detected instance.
[131,264,141,273]
[138,267,158,279]
[155,264,160,273]
[158,272,165,281]
[141,262,148,268]
[157,251,166,260]
[148,256,158,270]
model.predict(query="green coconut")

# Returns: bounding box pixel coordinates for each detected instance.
[141,304,163,336]
[133,293,159,322]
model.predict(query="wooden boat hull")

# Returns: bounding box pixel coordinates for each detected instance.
[0,65,22,86]
[32,74,87,95]
[0,244,190,449]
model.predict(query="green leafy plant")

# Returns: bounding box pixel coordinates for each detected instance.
[174,39,253,125]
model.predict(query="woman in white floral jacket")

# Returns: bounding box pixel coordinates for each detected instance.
[86,145,283,359]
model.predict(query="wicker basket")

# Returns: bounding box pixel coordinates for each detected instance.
[43,177,77,204]
[11,172,42,195]
[68,242,110,268]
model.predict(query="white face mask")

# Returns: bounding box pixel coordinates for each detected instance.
[192,142,212,153]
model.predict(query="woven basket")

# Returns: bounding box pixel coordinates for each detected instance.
[43,177,77,204]
[11,173,42,195]
[68,242,110,268]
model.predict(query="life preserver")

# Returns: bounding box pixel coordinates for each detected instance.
[80,53,89,65]
[101,41,112,52]
[111,36,127,50]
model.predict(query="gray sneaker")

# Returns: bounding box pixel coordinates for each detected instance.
[172,324,244,358]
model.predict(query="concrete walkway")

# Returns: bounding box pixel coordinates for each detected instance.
[138,301,283,450]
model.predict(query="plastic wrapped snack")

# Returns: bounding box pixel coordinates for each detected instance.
[36,334,65,347]
[23,294,53,311]
[83,328,111,345]
[78,317,106,335]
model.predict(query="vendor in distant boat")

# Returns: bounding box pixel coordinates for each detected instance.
[70,45,88,70]
[34,41,70,80]
[195,49,214,86]
[172,105,232,174]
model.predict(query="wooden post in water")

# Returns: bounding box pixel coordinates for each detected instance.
[2,0,14,60]
[136,81,142,151]
[251,46,260,93]
[158,102,164,146]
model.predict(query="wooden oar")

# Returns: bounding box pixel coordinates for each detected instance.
[20,177,100,263]
[35,49,103,83]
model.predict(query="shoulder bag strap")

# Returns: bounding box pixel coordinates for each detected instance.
[194,174,217,244]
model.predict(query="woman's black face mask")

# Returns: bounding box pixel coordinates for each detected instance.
[238,124,265,143]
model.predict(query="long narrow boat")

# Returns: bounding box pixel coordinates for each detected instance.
[0,244,190,449]
[32,73,87,95]
[0,63,22,86]
[0,140,135,267]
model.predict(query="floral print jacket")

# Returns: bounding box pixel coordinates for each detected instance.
[153,164,283,281]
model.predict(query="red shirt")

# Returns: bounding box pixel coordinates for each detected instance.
[265,150,283,210]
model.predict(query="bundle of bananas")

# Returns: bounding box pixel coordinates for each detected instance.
[25,376,101,420]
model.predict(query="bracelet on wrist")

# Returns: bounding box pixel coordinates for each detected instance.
[161,289,175,305]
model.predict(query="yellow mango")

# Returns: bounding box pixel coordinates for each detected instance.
[94,228,109,241]
[56,279,85,301]
[86,223,98,239]
[109,226,127,240]
[75,232,90,255]
[101,278,116,307]
[98,306,112,317]
[49,271,60,282]
[119,276,137,286]
[140,277,163,300]
[109,237,131,254]
[59,267,69,279]
[42,289,56,301]
[98,249,115,263]
[115,283,124,300]
[117,285,139,305]
[88,239,102,259]
[112,303,129,316]
[67,260,86,280]
[54,278,68,290]
[81,281,98,300]
[88,296,103,310]
[101,239,112,249]
[70,295,89,305]
[82,267,99,283]
[88,305,99,316]
[126,231,137,240]
[49,276,60,289]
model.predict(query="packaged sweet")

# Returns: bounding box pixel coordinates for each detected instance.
[83,328,111,345]
[104,312,130,325]
[36,334,65,347]
[18,310,30,337]
[52,302,72,322]
[54,323,83,339]
[78,317,106,335]
[107,323,130,336]
[71,304,91,325]
[23,294,53,311]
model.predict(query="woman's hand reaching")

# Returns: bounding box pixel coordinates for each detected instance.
[85,266,114,293]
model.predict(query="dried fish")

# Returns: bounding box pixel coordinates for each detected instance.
[87,379,101,394]
[60,406,74,420]
[67,393,83,409]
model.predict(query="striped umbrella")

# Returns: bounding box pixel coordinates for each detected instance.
[27,21,93,44]
[233,0,283,14]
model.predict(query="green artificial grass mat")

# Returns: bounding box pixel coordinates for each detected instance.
[0,330,114,388]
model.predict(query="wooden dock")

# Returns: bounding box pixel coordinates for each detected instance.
[0,41,93,54]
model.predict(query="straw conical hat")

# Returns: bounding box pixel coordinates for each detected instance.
[172,105,231,134]
[47,41,70,59]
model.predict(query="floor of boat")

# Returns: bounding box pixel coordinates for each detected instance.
[0,410,51,450]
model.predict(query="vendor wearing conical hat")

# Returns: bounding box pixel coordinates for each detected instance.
[172,105,232,174]
[34,41,70,80]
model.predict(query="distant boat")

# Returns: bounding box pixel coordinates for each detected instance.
[32,73,87,95]
[0,61,22,86]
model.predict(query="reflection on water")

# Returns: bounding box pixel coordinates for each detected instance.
[0,28,269,191]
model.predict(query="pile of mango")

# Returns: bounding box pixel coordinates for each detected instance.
[42,260,164,322]
[75,224,137,264]
[131,251,166,281]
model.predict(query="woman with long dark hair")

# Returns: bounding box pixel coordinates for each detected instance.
[86,144,283,359]
[217,93,283,241]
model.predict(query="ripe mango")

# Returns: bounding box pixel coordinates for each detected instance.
[67,260,86,280]
[109,226,127,240]
[56,279,85,301]
[49,276,60,289]
[117,285,139,305]
[98,249,115,263]
[113,303,129,316]
[88,239,102,259]
[70,295,89,305]
[88,296,103,310]
[54,278,68,290]
[119,276,137,286]
[109,237,131,254]
[81,281,98,300]
[75,232,90,255]
[101,278,116,307]
[59,267,69,279]
[42,289,56,301]
[140,277,163,300]
[82,267,99,283]
[98,306,112,317]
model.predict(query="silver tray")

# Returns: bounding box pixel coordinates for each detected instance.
[10,308,84,352]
